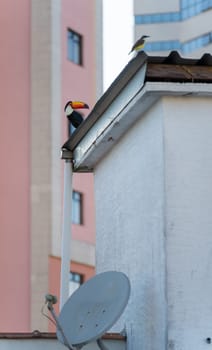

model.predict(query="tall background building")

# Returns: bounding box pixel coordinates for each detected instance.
[134,0,212,56]
[0,0,102,332]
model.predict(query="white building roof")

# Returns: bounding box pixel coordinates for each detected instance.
[62,51,212,171]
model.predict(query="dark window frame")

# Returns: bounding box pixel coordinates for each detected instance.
[69,271,84,296]
[72,190,83,225]
[67,28,83,65]
[70,271,83,284]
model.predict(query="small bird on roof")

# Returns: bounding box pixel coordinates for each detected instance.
[64,101,89,128]
[129,35,150,54]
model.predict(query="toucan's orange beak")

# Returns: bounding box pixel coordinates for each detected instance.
[70,101,89,109]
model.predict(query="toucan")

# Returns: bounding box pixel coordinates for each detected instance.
[64,101,89,128]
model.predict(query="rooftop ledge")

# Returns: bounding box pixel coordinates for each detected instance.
[0,332,126,350]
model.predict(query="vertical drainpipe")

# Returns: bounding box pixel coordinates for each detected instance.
[60,149,73,310]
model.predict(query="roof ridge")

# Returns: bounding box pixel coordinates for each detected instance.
[147,50,212,66]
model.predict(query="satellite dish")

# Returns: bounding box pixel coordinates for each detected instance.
[56,271,130,348]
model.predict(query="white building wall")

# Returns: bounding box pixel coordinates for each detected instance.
[135,22,181,42]
[164,96,212,349]
[134,0,179,14]
[180,10,212,42]
[94,95,212,349]
[94,100,167,350]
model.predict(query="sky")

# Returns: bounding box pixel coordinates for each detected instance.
[102,0,134,91]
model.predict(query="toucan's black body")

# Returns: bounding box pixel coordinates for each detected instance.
[67,110,84,128]
[64,100,89,129]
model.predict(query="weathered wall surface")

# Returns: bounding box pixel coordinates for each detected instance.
[94,100,166,349]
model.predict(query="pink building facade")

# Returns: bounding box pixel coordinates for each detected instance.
[0,0,31,331]
[0,0,100,332]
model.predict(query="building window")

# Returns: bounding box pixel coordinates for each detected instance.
[67,29,83,65]
[69,272,83,296]
[145,40,180,52]
[143,31,212,53]
[135,12,180,24]
[72,191,83,224]
[182,31,212,53]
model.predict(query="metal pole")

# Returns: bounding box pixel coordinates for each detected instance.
[60,149,73,310]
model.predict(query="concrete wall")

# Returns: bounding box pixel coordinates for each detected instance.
[94,95,212,349]
[164,96,212,349]
[94,100,166,349]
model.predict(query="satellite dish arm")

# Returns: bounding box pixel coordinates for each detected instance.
[97,339,110,350]
[46,297,76,350]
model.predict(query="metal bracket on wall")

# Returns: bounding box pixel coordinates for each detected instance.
[61,148,73,161]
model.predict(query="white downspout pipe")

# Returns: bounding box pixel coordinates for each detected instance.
[60,150,73,310]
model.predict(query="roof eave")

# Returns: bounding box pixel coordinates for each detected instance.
[63,52,149,152]
[72,81,212,172]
